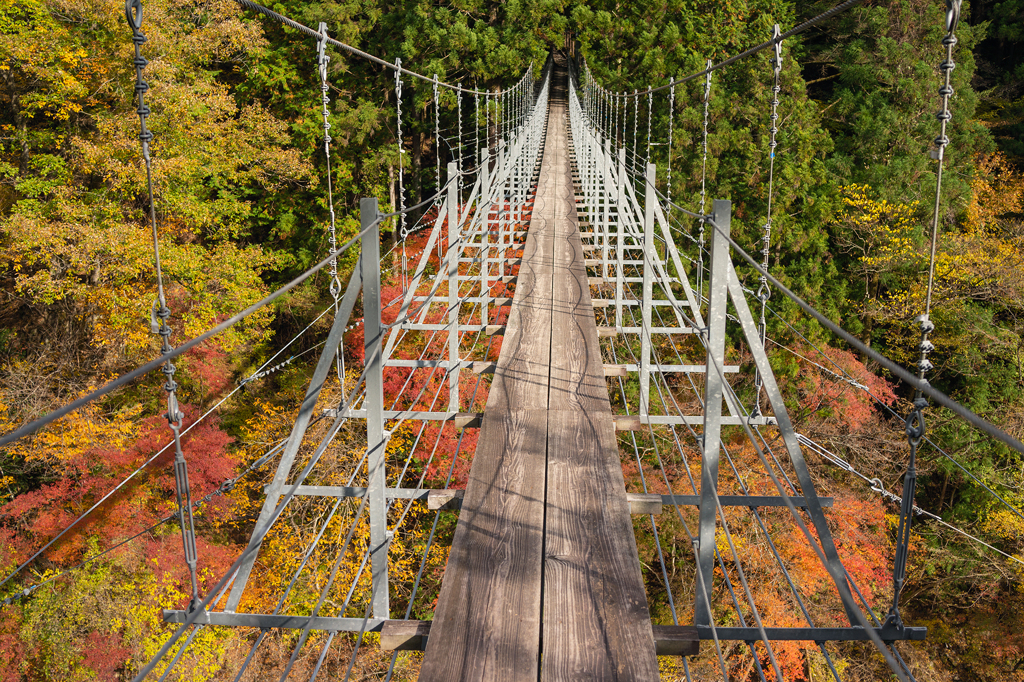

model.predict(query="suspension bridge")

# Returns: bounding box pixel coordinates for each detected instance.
[5,0,1024,679]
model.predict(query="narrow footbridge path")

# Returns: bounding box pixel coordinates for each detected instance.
[418,60,660,681]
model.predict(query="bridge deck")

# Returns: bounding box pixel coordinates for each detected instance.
[418,62,660,682]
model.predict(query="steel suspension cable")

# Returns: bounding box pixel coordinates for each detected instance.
[763,304,1024,525]
[887,0,963,635]
[700,214,1024,456]
[619,303,781,679]
[125,0,201,607]
[752,24,783,419]
[697,59,713,304]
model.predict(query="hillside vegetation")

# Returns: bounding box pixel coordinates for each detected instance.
[1,0,1024,679]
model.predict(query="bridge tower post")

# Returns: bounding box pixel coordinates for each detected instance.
[446,162,461,412]
[616,146,626,330]
[479,150,491,326]
[360,197,390,619]
[602,137,612,280]
[640,162,656,416]
[695,199,731,626]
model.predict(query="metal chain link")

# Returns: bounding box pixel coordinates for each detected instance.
[317,24,346,391]
[317,24,341,301]
[632,89,639,176]
[434,74,443,262]
[125,0,200,611]
[646,90,653,165]
[433,74,441,196]
[697,59,713,303]
[753,25,783,417]
[887,0,961,633]
[457,85,463,199]
[395,58,408,303]
[395,58,406,240]
[666,79,675,207]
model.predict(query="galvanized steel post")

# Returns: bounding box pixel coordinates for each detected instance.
[640,162,656,417]
[695,199,730,627]
[446,162,461,411]
[616,147,627,330]
[360,197,389,619]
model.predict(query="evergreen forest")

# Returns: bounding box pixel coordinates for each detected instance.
[2,0,1024,679]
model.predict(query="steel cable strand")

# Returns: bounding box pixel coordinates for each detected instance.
[281,441,411,682]
[648,297,801,498]
[0,178,460,450]
[797,434,1024,569]
[125,0,201,609]
[157,579,247,681]
[751,24,784,419]
[601,308,752,680]
[699,215,1024,456]
[626,224,868,675]
[618,304,779,680]
[132,355,383,680]
[887,0,962,636]
[696,59,713,304]
[380,293,487,497]
[590,229,757,667]
[645,306,845,681]
[308,630,337,682]
[763,303,1024,525]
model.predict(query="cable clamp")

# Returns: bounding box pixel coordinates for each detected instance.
[905,409,926,444]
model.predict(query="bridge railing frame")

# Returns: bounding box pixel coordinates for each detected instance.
[172,58,554,632]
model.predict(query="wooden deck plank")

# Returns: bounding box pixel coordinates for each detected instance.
[540,88,660,680]
[542,410,660,680]
[548,222,609,412]
[486,166,555,413]
[418,410,549,682]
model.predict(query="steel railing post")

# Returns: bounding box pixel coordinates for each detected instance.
[616,146,627,330]
[446,162,461,411]
[479,148,491,326]
[360,197,389,619]
[602,137,612,280]
[640,162,656,417]
[695,199,730,627]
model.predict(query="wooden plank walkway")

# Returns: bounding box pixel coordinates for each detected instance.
[418,59,659,682]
